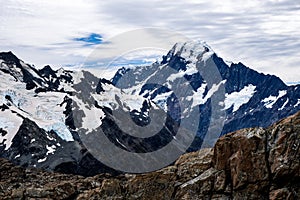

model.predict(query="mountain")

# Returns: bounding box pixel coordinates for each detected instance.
[111,41,300,150]
[0,51,176,175]
[1,111,299,199]
[0,40,299,175]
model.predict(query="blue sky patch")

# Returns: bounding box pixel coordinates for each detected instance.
[73,33,103,46]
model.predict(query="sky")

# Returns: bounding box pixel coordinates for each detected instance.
[0,0,299,82]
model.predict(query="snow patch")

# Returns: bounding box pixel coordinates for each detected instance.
[262,90,287,109]
[186,83,207,107]
[205,80,226,102]
[95,83,147,112]
[152,91,173,111]
[45,122,73,141]
[202,51,214,62]
[46,145,56,155]
[224,60,233,67]
[224,84,256,112]
[0,112,23,150]
[116,138,127,149]
[38,157,47,163]
[46,135,55,141]
[72,95,105,134]
[167,70,187,82]
[184,66,199,76]
[279,98,289,111]
[294,99,300,108]
[185,80,227,112]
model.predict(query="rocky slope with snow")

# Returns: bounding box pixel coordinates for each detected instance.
[0,51,177,175]
[0,111,299,199]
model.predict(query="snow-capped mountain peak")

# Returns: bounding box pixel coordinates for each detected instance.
[163,40,214,65]
[174,40,213,54]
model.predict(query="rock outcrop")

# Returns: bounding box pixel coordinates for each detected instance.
[0,111,299,199]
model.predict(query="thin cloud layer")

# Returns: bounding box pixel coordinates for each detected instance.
[0,0,299,82]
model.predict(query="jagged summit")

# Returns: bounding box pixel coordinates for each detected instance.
[162,40,214,65]
[0,51,21,65]
[173,40,214,55]
[38,65,57,79]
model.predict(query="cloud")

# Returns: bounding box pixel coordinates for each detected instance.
[0,0,299,82]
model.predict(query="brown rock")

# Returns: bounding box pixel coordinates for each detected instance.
[175,168,216,199]
[125,166,177,200]
[11,188,24,199]
[0,111,299,199]
[269,188,293,200]
[213,170,226,192]
[268,113,300,184]
[175,148,213,183]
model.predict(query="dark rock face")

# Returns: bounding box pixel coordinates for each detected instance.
[0,110,119,177]
[0,111,299,199]
[3,118,64,168]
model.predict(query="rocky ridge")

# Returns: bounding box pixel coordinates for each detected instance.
[1,111,299,199]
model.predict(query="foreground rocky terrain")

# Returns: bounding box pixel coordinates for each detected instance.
[1,111,299,199]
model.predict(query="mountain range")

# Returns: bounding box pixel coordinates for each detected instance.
[0,41,299,175]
